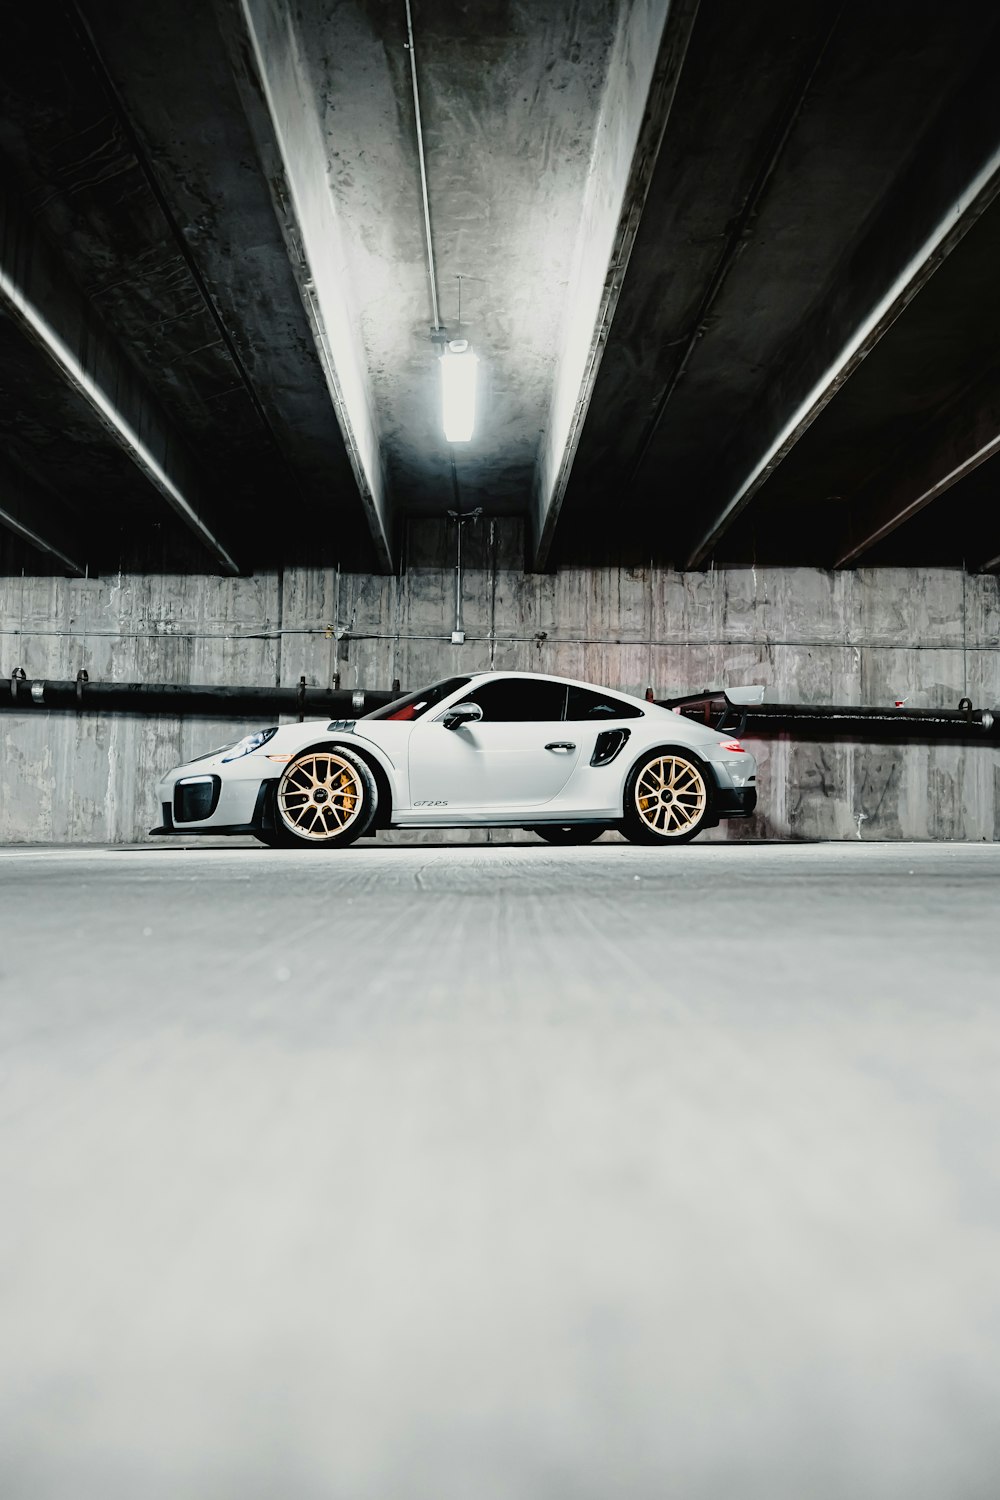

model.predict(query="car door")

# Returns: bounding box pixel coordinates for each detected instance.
[407,677,581,812]
[549,683,647,811]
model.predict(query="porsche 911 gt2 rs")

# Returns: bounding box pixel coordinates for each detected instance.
[152,671,758,847]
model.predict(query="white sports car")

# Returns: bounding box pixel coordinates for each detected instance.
[152,671,758,847]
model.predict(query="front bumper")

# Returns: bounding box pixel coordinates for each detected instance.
[151,774,275,836]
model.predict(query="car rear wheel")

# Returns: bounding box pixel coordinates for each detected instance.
[273,747,377,848]
[531,824,605,845]
[622,750,713,845]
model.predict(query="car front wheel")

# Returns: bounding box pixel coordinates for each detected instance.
[273,747,377,848]
[621,750,713,845]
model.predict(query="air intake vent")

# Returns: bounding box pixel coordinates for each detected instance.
[174,775,221,823]
[591,728,630,767]
[327,719,357,732]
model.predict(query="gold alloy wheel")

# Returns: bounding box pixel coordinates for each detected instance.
[277,752,363,841]
[634,754,707,838]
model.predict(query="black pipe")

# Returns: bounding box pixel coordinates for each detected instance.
[0,676,396,717]
[2,674,998,744]
[660,699,1000,744]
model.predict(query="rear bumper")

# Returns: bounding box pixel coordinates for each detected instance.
[714,784,757,818]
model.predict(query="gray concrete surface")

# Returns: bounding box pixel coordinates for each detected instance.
[2,839,1000,1498]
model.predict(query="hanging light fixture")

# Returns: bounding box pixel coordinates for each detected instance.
[440,338,479,443]
[404,3,482,446]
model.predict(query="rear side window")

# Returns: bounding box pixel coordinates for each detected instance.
[465,678,567,722]
[565,686,643,720]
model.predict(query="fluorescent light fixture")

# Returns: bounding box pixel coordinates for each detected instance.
[440,339,479,443]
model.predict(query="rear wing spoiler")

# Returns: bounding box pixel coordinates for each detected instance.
[658,686,765,738]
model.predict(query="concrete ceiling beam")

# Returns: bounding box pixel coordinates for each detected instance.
[685,55,1000,569]
[233,0,393,572]
[0,181,239,576]
[0,177,238,573]
[0,452,86,575]
[531,0,700,571]
[834,370,1000,569]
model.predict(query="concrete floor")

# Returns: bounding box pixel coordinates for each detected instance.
[2,840,999,1499]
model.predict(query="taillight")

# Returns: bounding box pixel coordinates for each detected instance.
[720,739,744,753]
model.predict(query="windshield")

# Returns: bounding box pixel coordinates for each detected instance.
[362,676,471,722]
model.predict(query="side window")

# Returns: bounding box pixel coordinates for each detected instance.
[565,686,643,720]
[466,678,567,722]
[365,676,470,720]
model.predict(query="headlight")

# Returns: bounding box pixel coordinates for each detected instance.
[221,727,278,762]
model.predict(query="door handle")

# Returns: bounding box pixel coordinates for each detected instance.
[545,741,576,752]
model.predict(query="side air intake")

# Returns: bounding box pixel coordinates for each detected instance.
[591,728,630,767]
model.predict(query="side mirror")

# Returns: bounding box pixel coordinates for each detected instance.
[441,701,483,730]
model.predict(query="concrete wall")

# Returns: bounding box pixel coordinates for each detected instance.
[2,517,999,843]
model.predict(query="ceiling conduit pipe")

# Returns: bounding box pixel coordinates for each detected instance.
[455,507,463,638]
[405,0,443,333]
[445,505,482,643]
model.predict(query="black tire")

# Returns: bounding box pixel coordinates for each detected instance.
[621,748,714,845]
[532,824,605,845]
[253,827,286,848]
[273,746,378,848]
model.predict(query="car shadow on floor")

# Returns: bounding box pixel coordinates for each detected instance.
[116,835,824,853]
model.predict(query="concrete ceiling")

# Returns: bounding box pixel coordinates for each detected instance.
[1,0,1000,577]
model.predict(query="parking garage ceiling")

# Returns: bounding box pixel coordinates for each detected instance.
[1,0,999,578]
